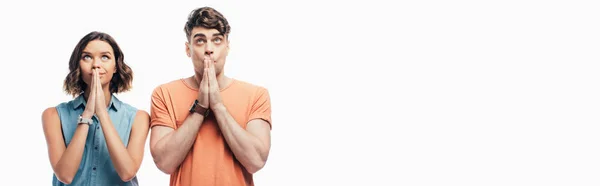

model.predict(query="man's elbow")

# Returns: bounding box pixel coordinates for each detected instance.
[157,165,177,175]
[154,158,177,174]
[245,159,267,174]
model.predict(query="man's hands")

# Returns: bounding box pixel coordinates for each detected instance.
[82,69,108,120]
[206,56,223,108]
[197,55,223,111]
[196,58,210,109]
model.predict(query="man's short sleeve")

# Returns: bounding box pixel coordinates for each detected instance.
[248,87,272,129]
[150,87,176,129]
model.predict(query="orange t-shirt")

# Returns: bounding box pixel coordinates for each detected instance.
[150,78,272,186]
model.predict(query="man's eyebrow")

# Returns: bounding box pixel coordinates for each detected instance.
[193,33,206,38]
[193,32,223,38]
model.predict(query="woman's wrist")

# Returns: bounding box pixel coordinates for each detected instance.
[81,111,94,119]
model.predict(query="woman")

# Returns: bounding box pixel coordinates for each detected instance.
[42,31,149,186]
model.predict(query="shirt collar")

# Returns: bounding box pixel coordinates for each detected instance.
[73,94,121,111]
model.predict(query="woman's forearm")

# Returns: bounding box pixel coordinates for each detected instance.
[53,124,89,184]
[97,111,138,181]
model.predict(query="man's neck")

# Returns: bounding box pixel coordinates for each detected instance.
[191,73,231,90]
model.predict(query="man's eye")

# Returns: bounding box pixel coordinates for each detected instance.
[214,38,222,43]
[197,39,205,44]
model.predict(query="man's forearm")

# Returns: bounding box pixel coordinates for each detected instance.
[153,113,205,174]
[212,103,268,173]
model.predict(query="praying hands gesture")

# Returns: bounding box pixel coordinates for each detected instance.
[81,68,108,119]
[196,55,223,111]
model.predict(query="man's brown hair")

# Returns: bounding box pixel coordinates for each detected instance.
[184,7,231,41]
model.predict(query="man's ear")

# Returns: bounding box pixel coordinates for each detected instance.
[226,39,230,53]
[185,42,191,57]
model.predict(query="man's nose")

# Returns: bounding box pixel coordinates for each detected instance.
[204,43,214,55]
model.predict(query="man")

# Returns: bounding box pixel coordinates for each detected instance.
[149,7,272,186]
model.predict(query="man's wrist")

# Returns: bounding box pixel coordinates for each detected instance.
[189,111,207,118]
[190,100,210,117]
[211,103,226,113]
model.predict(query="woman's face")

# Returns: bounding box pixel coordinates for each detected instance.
[79,39,116,88]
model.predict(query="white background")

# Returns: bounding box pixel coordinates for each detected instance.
[1,0,599,185]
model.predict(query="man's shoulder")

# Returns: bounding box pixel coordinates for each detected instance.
[232,79,268,92]
[152,79,187,94]
[230,79,270,101]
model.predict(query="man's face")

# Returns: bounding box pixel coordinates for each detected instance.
[186,27,229,77]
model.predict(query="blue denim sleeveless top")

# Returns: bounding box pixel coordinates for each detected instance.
[53,94,139,186]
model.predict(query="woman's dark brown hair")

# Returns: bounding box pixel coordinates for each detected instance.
[63,31,133,97]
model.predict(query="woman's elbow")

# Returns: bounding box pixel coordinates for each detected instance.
[56,174,73,185]
[119,170,136,182]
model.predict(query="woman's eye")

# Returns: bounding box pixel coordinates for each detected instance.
[83,55,92,60]
[101,56,109,61]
